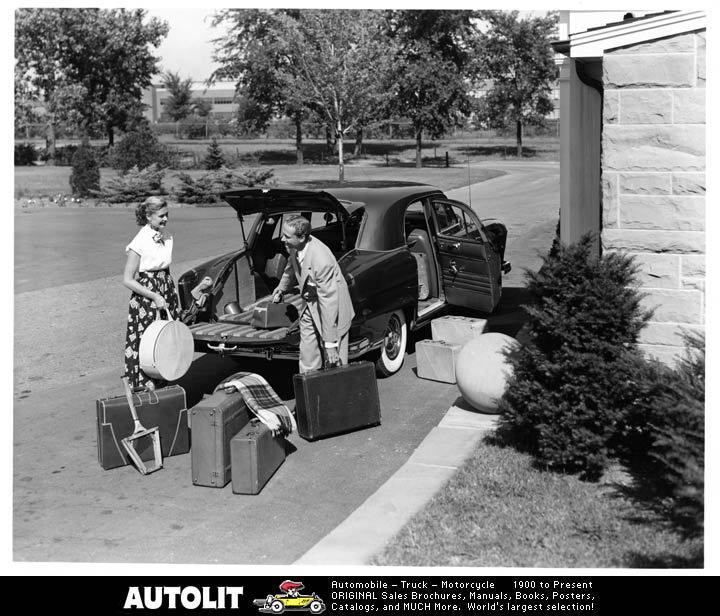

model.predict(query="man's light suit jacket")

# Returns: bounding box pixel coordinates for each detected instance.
[277,236,355,344]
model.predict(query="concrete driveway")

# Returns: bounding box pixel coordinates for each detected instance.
[13,161,559,565]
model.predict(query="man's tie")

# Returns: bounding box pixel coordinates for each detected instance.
[290,251,301,280]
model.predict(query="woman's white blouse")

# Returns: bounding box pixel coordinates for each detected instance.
[126,224,173,272]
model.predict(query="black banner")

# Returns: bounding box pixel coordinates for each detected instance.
[6,575,711,614]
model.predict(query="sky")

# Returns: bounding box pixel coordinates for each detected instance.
[147,7,225,82]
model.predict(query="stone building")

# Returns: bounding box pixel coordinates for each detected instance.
[554,10,707,364]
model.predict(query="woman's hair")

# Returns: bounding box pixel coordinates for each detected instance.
[135,196,167,226]
[283,214,311,238]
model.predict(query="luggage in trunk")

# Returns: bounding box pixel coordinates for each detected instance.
[190,389,252,488]
[430,315,487,345]
[293,361,381,441]
[415,339,462,384]
[230,418,286,494]
[96,385,189,470]
[251,301,299,329]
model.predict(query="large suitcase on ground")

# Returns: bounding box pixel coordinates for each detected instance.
[96,385,189,470]
[415,339,462,384]
[293,361,381,441]
[431,315,487,345]
[190,389,252,488]
[230,418,287,495]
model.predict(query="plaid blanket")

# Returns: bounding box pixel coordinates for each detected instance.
[214,372,296,436]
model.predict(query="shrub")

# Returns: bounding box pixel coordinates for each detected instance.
[203,137,226,170]
[14,143,38,166]
[622,332,705,539]
[108,127,173,172]
[173,167,276,204]
[495,233,653,480]
[96,164,167,203]
[69,142,100,197]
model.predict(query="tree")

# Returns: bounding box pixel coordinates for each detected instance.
[384,10,479,168]
[15,8,169,159]
[275,10,392,181]
[192,98,213,118]
[213,9,391,178]
[161,71,195,122]
[211,9,309,164]
[476,10,558,157]
[203,137,226,170]
[69,140,100,197]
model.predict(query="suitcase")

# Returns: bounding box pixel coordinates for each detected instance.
[190,388,253,488]
[230,418,286,495]
[415,339,462,384]
[293,361,381,441]
[431,315,487,345]
[251,301,299,329]
[96,385,189,470]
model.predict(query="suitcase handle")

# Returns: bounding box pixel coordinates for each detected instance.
[127,384,160,406]
[322,356,344,370]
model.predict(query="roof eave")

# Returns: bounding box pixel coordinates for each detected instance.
[567,10,706,59]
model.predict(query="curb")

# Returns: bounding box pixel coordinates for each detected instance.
[293,405,499,565]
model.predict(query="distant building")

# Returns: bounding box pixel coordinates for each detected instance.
[142,81,238,123]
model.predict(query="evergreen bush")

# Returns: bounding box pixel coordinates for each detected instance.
[623,332,705,539]
[173,167,276,204]
[203,137,226,170]
[495,233,653,480]
[14,143,38,166]
[108,127,173,172]
[69,141,100,197]
[97,164,166,203]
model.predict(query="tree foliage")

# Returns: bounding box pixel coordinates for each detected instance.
[107,125,174,172]
[211,9,392,178]
[475,10,558,156]
[14,8,169,152]
[203,137,226,170]
[97,164,167,203]
[211,10,292,132]
[173,167,276,204]
[161,71,195,122]
[69,140,100,196]
[385,10,479,167]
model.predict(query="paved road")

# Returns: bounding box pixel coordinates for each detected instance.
[13,161,559,565]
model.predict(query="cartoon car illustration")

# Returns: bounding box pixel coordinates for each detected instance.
[253,580,326,614]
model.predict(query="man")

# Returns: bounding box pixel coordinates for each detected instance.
[272,214,355,373]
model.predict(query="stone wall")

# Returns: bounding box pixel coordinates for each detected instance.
[601,30,706,365]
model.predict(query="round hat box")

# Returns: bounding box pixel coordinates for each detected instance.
[139,308,194,381]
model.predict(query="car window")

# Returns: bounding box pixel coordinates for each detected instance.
[431,202,482,241]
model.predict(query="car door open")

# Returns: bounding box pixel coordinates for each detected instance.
[429,199,502,313]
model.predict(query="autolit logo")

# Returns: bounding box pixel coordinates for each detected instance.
[253,580,326,614]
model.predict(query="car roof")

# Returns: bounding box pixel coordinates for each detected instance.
[296,181,446,251]
[222,181,446,251]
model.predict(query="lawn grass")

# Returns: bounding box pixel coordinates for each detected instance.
[14,161,506,201]
[14,134,558,201]
[371,437,703,568]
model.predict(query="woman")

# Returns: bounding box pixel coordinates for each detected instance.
[122,196,181,389]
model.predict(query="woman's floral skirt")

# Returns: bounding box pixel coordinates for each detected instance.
[124,269,179,388]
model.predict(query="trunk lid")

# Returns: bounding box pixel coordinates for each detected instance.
[221,187,350,219]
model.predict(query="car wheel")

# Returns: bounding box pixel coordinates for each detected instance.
[309,601,325,614]
[270,601,285,614]
[375,309,407,377]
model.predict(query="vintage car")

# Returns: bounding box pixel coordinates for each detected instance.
[253,592,325,614]
[178,181,510,376]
